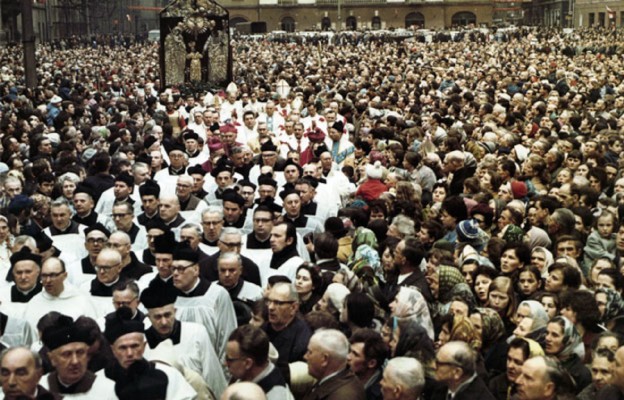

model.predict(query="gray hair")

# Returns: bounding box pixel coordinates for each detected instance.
[220,227,241,240]
[0,347,43,370]
[13,235,37,252]
[385,357,425,396]
[390,215,416,238]
[180,223,202,237]
[113,280,140,297]
[551,208,576,234]
[57,172,80,185]
[445,341,476,377]
[202,206,223,220]
[311,329,349,361]
[50,198,71,210]
[218,251,242,267]
[271,282,299,303]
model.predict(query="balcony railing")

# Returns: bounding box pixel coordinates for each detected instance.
[315,0,388,4]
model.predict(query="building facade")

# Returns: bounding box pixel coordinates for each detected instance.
[214,0,494,31]
[573,0,622,28]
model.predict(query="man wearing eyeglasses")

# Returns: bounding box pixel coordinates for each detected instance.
[80,248,127,317]
[66,223,111,288]
[24,257,97,328]
[263,282,311,383]
[140,284,226,397]
[176,175,207,212]
[171,243,236,360]
[200,207,224,252]
[199,228,261,286]
[111,202,148,254]
[431,341,495,400]
[107,231,152,281]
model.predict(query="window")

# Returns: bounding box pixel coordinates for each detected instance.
[451,12,477,26]
[405,12,425,29]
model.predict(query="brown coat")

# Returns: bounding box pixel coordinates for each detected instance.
[301,368,365,400]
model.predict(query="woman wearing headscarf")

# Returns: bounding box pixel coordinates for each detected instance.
[525,226,551,249]
[511,300,550,348]
[471,307,508,378]
[389,317,439,399]
[531,247,554,277]
[314,282,350,322]
[595,287,624,327]
[544,316,592,393]
[427,264,465,323]
[389,286,434,341]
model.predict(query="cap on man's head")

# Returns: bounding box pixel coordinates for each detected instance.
[140,284,177,309]
[115,172,134,189]
[153,231,176,254]
[42,314,90,351]
[221,188,245,207]
[8,195,34,215]
[10,246,42,266]
[84,222,111,238]
[172,242,199,263]
[104,307,145,344]
[139,179,160,198]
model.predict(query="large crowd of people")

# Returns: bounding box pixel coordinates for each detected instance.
[0,25,622,400]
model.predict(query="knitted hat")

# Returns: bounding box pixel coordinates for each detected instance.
[510,181,528,199]
[456,219,480,242]
[365,161,383,180]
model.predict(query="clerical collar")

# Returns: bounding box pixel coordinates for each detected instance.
[17,285,37,296]
[183,278,201,295]
[103,277,120,287]
[77,210,92,218]
[55,221,72,232]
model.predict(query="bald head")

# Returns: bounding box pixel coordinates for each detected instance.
[220,382,267,400]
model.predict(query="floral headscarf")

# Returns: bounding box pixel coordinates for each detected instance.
[391,286,434,340]
[549,316,582,361]
[502,224,524,243]
[595,287,624,325]
[437,265,466,303]
[475,307,506,349]
[450,315,481,350]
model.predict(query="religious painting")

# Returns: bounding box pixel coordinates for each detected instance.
[159,0,232,89]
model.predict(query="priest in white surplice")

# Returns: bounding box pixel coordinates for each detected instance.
[23,257,98,329]
[266,222,304,283]
[79,247,127,318]
[171,243,236,360]
[140,283,227,398]
[0,247,43,319]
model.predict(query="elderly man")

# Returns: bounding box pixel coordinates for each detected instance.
[262,282,311,381]
[516,356,576,400]
[0,248,42,317]
[431,341,495,400]
[66,223,111,287]
[0,347,57,400]
[443,150,475,196]
[597,346,624,399]
[81,248,127,317]
[111,202,148,254]
[176,175,207,212]
[44,199,87,237]
[380,357,426,400]
[103,308,196,399]
[140,284,226,397]
[217,252,263,306]
[179,223,210,262]
[159,195,186,228]
[106,231,152,280]
[39,315,116,398]
[226,325,294,400]
[302,329,365,400]
[200,227,261,286]
[24,257,97,328]
[200,206,225,251]
[171,243,236,359]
